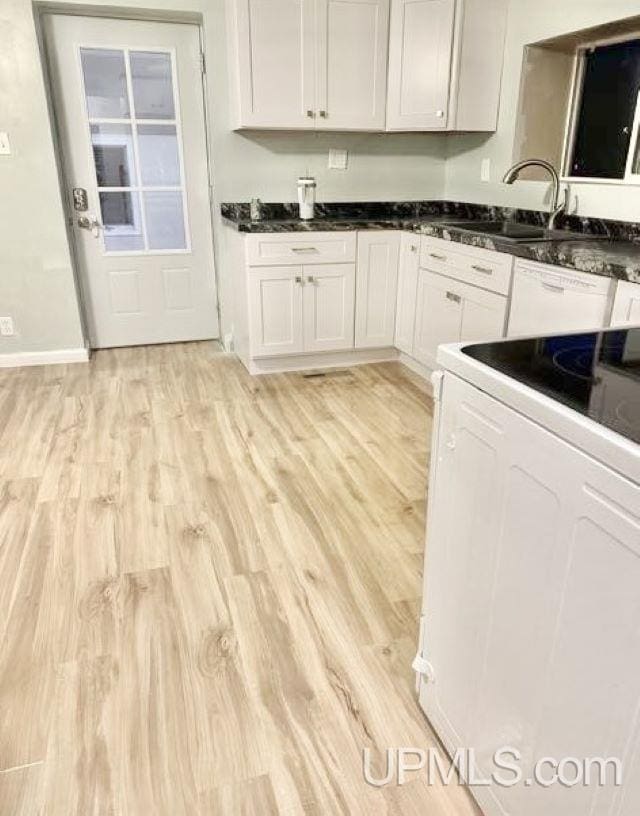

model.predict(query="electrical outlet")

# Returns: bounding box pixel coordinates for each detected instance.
[328,149,348,170]
[0,316,15,336]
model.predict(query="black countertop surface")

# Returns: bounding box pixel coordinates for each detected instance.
[221,200,640,283]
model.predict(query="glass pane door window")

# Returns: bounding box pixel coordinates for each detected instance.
[80,47,189,253]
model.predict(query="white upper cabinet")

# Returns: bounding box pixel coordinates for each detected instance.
[228,0,389,130]
[317,0,389,130]
[386,0,455,130]
[386,0,508,132]
[228,0,316,129]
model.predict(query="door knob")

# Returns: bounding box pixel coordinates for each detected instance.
[77,215,102,237]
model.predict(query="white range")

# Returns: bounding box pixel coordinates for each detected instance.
[415,328,640,816]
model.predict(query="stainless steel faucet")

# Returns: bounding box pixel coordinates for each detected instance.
[502,159,568,230]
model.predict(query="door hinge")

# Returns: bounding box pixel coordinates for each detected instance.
[200,51,206,74]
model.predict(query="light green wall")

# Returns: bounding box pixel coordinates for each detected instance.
[444,0,640,219]
[0,0,447,353]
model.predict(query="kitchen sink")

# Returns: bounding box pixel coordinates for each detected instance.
[441,220,608,243]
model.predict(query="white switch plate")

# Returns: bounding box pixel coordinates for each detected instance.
[328,149,348,170]
[0,316,15,336]
[480,157,491,182]
[0,132,11,156]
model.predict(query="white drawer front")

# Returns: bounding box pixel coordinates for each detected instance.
[420,236,513,295]
[247,232,357,266]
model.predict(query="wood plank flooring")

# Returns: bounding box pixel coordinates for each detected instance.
[0,342,480,815]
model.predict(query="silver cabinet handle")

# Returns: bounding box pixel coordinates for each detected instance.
[295,275,304,284]
[306,110,315,118]
[446,291,461,304]
[319,110,328,118]
[291,246,319,253]
[410,244,418,253]
[307,275,316,284]
[429,252,447,261]
[471,264,493,275]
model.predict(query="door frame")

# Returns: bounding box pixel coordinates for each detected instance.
[34,3,221,350]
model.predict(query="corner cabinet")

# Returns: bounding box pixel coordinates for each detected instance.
[386,0,508,131]
[227,0,389,131]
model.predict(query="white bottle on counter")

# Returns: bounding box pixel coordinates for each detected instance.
[297,176,316,220]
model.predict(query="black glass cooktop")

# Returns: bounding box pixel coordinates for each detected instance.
[462,329,640,444]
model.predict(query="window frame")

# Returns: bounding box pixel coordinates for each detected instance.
[561,31,640,186]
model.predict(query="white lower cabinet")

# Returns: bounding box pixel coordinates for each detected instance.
[248,266,304,357]
[303,263,356,352]
[420,372,640,816]
[248,263,355,357]
[394,232,420,354]
[611,279,640,326]
[355,231,401,347]
[413,269,508,369]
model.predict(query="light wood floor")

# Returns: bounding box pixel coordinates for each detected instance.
[0,342,480,815]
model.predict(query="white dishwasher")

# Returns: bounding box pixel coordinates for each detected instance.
[507,259,613,337]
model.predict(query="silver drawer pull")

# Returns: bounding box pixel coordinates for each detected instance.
[541,281,564,293]
[429,252,447,261]
[446,291,461,304]
[471,264,493,275]
[292,246,319,253]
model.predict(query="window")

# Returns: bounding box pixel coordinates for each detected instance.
[565,38,640,182]
[80,47,189,253]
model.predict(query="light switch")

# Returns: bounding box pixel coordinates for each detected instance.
[328,149,348,170]
[481,157,491,182]
[0,132,11,156]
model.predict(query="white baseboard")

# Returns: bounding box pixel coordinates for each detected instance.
[397,351,434,386]
[247,347,399,375]
[0,347,90,369]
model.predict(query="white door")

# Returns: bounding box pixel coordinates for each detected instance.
[232,0,316,129]
[610,280,640,326]
[303,264,355,351]
[355,232,400,348]
[249,267,304,357]
[316,0,389,130]
[43,14,218,348]
[394,232,420,354]
[386,0,455,130]
[413,269,462,368]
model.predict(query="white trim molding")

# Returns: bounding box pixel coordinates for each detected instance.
[0,348,90,368]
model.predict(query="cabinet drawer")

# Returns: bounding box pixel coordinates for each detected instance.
[247,232,357,266]
[420,236,513,295]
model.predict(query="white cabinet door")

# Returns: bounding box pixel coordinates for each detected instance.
[413,269,462,368]
[610,280,640,326]
[316,0,390,130]
[459,282,507,343]
[420,372,640,816]
[394,232,420,354]
[386,0,455,130]
[248,266,304,357]
[303,263,356,352]
[231,0,316,129]
[355,232,401,347]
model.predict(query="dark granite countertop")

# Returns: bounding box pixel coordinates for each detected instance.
[221,200,640,283]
